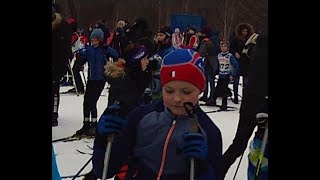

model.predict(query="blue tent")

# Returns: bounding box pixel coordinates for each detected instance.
[170,14,206,33]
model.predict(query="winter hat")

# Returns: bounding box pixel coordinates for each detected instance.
[160,49,205,92]
[128,45,148,65]
[90,28,104,40]
[174,28,180,33]
[220,39,230,47]
[117,20,126,28]
[159,26,173,37]
[67,18,75,24]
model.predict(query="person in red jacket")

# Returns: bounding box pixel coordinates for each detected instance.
[180,26,200,51]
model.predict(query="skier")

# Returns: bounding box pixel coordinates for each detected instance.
[92,49,223,180]
[52,4,72,126]
[207,40,239,110]
[72,28,119,138]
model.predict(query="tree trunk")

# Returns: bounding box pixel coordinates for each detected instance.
[158,0,161,29]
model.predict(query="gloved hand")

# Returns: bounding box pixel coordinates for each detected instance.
[97,104,128,136]
[181,132,208,160]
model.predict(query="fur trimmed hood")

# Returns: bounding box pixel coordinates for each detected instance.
[235,23,254,40]
[104,59,126,79]
[52,13,62,30]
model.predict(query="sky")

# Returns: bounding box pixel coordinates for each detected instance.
[53,74,254,180]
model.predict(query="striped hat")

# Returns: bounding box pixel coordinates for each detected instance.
[160,49,205,92]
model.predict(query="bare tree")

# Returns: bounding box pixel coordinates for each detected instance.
[222,0,243,40]
[184,0,190,13]
[55,0,267,37]
[158,0,161,29]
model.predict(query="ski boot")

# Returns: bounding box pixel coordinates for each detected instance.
[86,121,97,137]
[233,96,239,104]
[73,121,90,139]
[220,97,228,111]
[205,97,216,106]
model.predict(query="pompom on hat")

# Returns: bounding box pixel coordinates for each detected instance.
[160,49,206,92]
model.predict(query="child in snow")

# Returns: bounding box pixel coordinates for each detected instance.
[206,40,239,110]
[72,28,119,138]
[92,49,223,180]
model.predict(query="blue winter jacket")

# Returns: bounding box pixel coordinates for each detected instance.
[93,100,223,180]
[79,44,119,80]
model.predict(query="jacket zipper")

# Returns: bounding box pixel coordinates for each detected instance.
[156,119,177,180]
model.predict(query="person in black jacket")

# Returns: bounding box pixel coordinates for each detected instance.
[52,5,72,126]
[83,42,152,180]
[229,23,255,104]
[125,17,153,44]
[105,43,152,108]
[222,33,268,178]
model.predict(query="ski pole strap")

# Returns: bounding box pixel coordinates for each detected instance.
[183,102,199,133]
[183,102,195,118]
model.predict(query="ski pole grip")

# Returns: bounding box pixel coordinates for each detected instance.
[256,113,268,119]
[256,113,268,124]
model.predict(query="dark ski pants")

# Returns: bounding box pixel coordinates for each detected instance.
[213,77,232,107]
[83,80,106,121]
[203,69,216,99]
[72,55,86,92]
[233,74,248,98]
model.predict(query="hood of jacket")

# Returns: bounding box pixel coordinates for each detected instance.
[235,23,254,40]
[104,59,126,79]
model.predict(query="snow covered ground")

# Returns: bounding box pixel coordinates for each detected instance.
[53,75,254,180]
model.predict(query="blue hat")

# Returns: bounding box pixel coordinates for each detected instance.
[90,28,104,40]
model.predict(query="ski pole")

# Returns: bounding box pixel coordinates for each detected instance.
[183,102,198,180]
[68,58,79,96]
[71,156,93,180]
[253,113,268,180]
[81,69,87,85]
[102,102,122,180]
[101,134,114,180]
[232,153,244,180]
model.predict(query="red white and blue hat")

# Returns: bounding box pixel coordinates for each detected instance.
[160,49,205,92]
